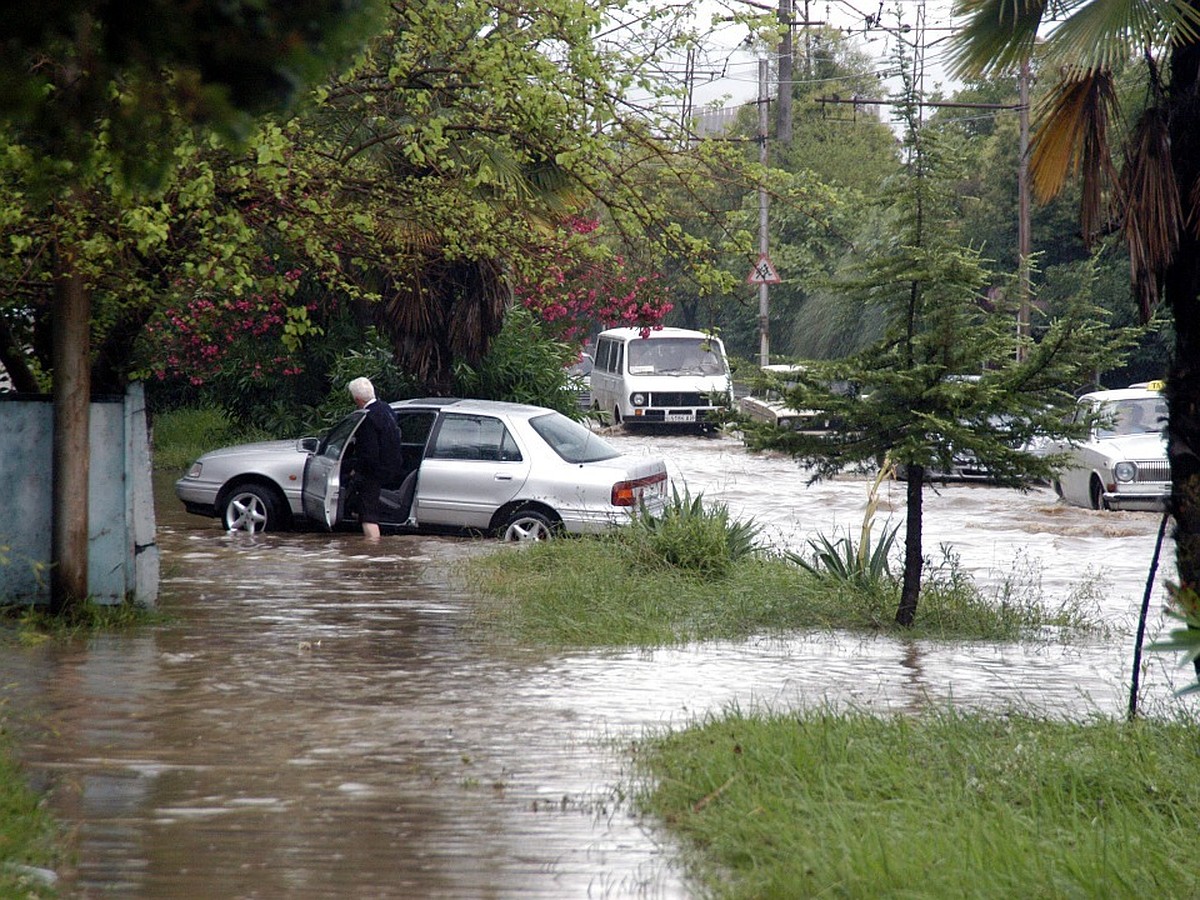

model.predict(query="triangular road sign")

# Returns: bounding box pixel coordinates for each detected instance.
[747,253,781,285]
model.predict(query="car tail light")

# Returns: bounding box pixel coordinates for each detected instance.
[611,471,668,506]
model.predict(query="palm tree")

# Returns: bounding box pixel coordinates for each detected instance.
[950,0,1200,665]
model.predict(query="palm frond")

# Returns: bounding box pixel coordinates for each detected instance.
[1028,70,1120,239]
[1120,105,1180,319]
[1042,0,1200,74]
[948,0,1047,78]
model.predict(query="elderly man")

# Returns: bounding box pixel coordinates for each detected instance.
[347,376,403,539]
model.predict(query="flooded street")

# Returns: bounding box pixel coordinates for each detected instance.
[1,430,1187,897]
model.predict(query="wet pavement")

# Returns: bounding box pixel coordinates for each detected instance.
[0,430,1186,897]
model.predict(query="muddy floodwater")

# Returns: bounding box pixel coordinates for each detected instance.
[0,430,1187,897]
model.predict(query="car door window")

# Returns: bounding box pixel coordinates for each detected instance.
[428,414,522,462]
[318,412,363,460]
[396,410,437,447]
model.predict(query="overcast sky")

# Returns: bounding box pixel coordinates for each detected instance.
[677,0,969,129]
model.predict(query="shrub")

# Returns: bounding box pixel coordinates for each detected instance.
[785,521,899,589]
[150,406,271,472]
[625,487,761,577]
[453,306,584,418]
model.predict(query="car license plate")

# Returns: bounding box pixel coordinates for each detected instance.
[665,411,694,423]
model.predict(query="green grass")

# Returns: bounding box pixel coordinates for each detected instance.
[0,728,61,897]
[634,708,1200,898]
[150,405,272,473]
[1,598,164,646]
[464,536,1108,647]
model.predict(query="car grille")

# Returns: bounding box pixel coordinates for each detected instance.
[648,391,720,408]
[1136,461,1171,483]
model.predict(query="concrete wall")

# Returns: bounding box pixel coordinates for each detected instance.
[0,384,159,606]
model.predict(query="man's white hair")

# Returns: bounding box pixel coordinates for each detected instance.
[347,376,376,403]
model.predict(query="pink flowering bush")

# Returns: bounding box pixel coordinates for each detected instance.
[139,267,329,429]
[514,216,672,348]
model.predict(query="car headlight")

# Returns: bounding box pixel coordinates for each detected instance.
[186,461,203,478]
[630,392,647,407]
[1113,461,1136,482]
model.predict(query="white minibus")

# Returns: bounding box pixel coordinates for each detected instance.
[589,326,732,429]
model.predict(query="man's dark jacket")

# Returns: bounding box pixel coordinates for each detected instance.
[357,400,403,482]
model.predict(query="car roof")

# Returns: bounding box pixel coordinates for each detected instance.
[596,326,719,341]
[390,397,557,418]
[1078,387,1164,403]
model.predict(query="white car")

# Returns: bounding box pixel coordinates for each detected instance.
[737,364,846,431]
[176,398,670,539]
[1051,386,1170,511]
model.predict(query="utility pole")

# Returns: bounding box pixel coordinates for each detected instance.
[777,0,793,143]
[758,59,771,367]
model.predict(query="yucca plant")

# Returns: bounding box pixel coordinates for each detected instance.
[787,462,899,589]
[786,523,899,588]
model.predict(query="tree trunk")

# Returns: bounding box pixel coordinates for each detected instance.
[1168,35,1200,673]
[895,463,924,626]
[50,259,91,615]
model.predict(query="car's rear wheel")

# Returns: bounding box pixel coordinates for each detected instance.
[222,484,284,533]
[500,509,556,542]
[1089,475,1109,511]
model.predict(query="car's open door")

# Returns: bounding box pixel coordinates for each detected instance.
[301,411,365,529]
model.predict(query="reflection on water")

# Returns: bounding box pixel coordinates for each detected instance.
[0,432,1186,897]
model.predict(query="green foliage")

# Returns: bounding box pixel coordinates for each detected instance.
[740,96,1141,625]
[150,406,273,471]
[635,709,1200,899]
[2,598,162,641]
[302,328,422,431]
[452,307,583,417]
[786,459,898,592]
[1148,580,1200,697]
[626,488,762,578]
[464,520,1105,646]
[0,730,60,898]
[786,522,898,588]
[1,0,387,185]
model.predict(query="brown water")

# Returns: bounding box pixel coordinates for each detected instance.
[1,431,1185,897]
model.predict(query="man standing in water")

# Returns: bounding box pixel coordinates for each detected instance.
[347,377,403,540]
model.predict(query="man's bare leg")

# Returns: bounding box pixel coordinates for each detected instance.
[362,522,381,540]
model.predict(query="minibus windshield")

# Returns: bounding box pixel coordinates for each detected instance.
[626,338,725,375]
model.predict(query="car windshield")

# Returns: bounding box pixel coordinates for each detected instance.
[1097,397,1167,437]
[529,413,620,463]
[626,338,725,375]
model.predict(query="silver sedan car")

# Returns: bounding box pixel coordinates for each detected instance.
[176,398,670,539]
[1050,386,1170,511]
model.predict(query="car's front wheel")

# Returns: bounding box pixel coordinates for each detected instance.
[1089,475,1109,511]
[222,484,285,533]
[500,509,556,542]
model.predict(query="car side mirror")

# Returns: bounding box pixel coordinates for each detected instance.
[297,437,320,454]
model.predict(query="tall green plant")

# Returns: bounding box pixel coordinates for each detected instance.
[627,487,761,577]
[787,461,898,589]
[453,306,585,418]
[743,46,1137,627]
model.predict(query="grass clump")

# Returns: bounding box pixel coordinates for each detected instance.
[627,488,762,578]
[150,405,272,473]
[634,708,1200,899]
[466,493,1105,646]
[0,728,61,897]
[2,598,163,645]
